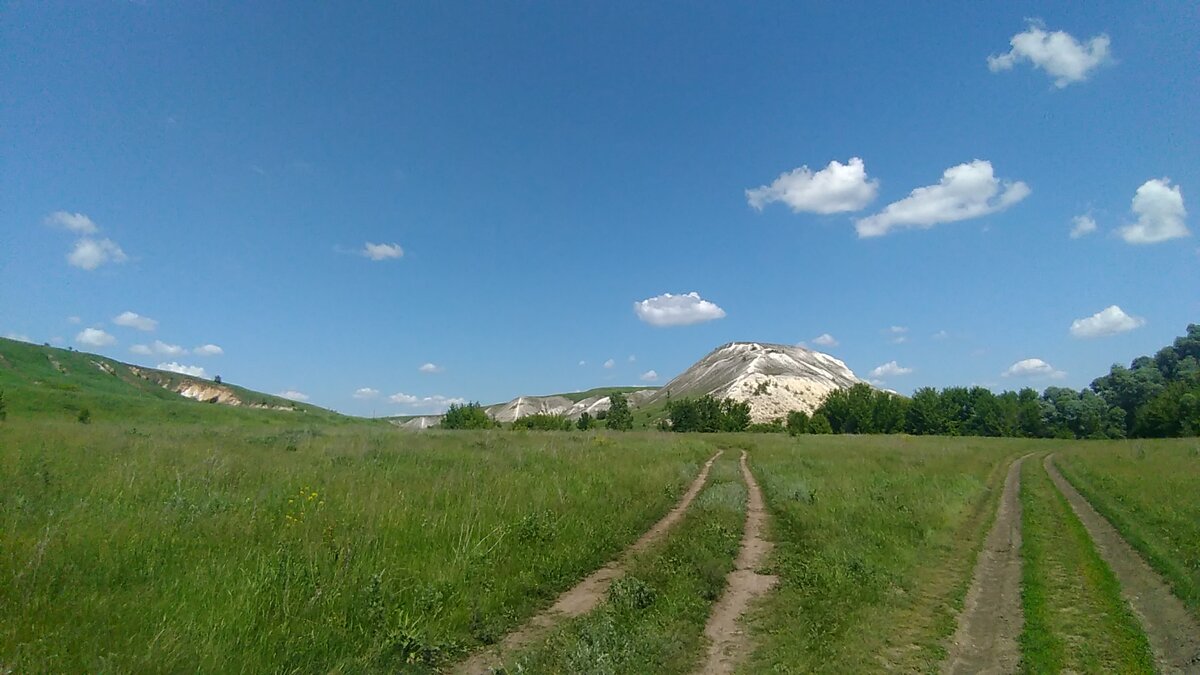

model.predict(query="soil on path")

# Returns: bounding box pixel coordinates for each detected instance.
[1045,454,1200,674]
[942,454,1030,675]
[453,450,724,675]
[694,450,779,675]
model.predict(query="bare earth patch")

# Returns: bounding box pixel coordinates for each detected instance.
[695,450,779,675]
[942,454,1029,675]
[1046,455,1200,674]
[453,450,723,675]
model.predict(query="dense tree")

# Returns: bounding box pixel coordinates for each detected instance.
[807,412,833,434]
[605,392,634,431]
[440,402,497,430]
[786,410,810,436]
[576,411,593,431]
[665,395,751,433]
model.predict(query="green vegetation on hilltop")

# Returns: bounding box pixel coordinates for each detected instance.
[549,386,657,403]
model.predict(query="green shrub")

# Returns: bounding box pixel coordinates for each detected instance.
[440,402,497,430]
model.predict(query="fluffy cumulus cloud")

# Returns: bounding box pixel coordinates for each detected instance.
[76,328,116,347]
[44,211,98,234]
[1070,214,1098,239]
[278,390,309,402]
[159,362,209,378]
[812,333,838,347]
[869,361,913,378]
[640,369,659,382]
[418,362,443,374]
[885,326,909,344]
[603,358,616,369]
[1070,305,1145,338]
[193,344,224,356]
[855,161,1030,238]
[1003,358,1065,379]
[353,387,379,399]
[131,340,186,357]
[988,21,1111,88]
[362,242,404,261]
[113,311,158,331]
[634,292,727,327]
[67,238,128,270]
[389,392,466,412]
[746,158,879,214]
[1119,178,1189,244]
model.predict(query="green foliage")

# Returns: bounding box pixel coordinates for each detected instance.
[511,413,573,431]
[576,411,593,431]
[785,410,809,436]
[0,389,6,421]
[440,402,497,430]
[77,407,91,424]
[747,418,786,433]
[664,395,751,433]
[605,392,634,431]
[816,384,907,434]
[807,412,832,434]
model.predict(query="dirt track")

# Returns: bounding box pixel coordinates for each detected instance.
[452,450,723,675]
[1045,455,1200,674]
[942,454,1029,675]
[695,450,779,675]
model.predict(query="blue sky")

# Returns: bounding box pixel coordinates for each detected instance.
[2,2,1197,415]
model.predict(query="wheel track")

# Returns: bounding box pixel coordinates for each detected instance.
[452,450,723,675]
[694,450,779,675]
[942,453,1030,675]
[1045,454,1200,674]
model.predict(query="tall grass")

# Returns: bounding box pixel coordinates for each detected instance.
[0,420,713,672]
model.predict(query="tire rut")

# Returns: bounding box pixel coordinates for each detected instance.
[943,453,1030,675]
[1045,454,1200,674]
[452,450,723,675]
[694,450,778,675]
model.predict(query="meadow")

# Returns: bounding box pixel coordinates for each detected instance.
[2,414,1198,673]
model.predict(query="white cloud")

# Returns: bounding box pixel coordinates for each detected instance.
[634,292,727,327]
[76,328,116,347]
[1070,214,1097,239]
[932,330,949,340]
[354,387,379,399]
[158,362,209,378]
[885,326,909,344]
[130,344,153,355]
[1119,178,1189,244]
[132,340,186,357]
[855,160,1030,238]
[4,332,33,343]
[277,390,309,402]
[812,333,838,347]
[389,392,466,412]
[113,311,158,331]
[362,242,404,261]
[1070,305,1145,338]
[67,238,128,270]
[418,362,443,374]
[193,344,224,356]
[578,360,587,366]
[44,211,98,234]
[746,157,879,214]
[1003,358,1065,379]
[603,358,616,369]
[628,355,636,363]
[640,369,659,382]
[869,361,913,378]
[988,21,1111,88]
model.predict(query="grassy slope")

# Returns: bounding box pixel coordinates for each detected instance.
[0,422,714,672]
[1018,457,1154,673]
[548,386,658,403]
[1056,440,1200,620]
[508,453,744,674]
[0,337,348,425]
[740,434,1024,672]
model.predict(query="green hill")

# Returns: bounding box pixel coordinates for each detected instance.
[547,386,659,403]
[0,337,352,425]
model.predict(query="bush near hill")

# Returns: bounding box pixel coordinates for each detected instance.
[663,395,751,433]
[439,402,498,430]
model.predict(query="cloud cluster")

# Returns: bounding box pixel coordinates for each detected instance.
[1119,178,1188,244]
[869,361,913,378]
[193,344,224,356]
[68,238,128,271]
[855,161,1030,238]
[640,370,659,382]
[353,387,379,399]
[988,22,1111,88]
[45,211,98,234]
[418,362,443,374]
[1003,358,1065,379]
[389,392,466,412]
[278,390,309,402]
[362,242,404,261]
[746,158,879,214]
[634,292,726,327]
[76,328,116,347]
[131,340,186,357]
[1070,215,1097,239]
[1070,305,1145,338]
[159,362,209,378]
[113,311,158,332]
[812,333,838,347]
